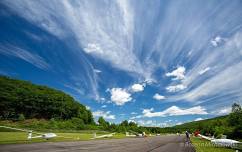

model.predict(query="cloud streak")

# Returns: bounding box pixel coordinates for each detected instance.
[92,110,115,120]
[0,44,50,70]
[142,106,208,118]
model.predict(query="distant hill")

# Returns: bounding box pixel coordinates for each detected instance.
[0,75,94,124]
[159,111,242,139]
[171,115,229,133]
[144,115,227,133]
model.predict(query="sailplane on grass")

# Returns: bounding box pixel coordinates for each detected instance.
[0,125,70,140]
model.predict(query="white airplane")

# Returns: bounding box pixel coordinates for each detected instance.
[197,134,241,149]
[91,132,116,139]
[125,132,136,137]
[0,125,57,140]
[127,130,147,137]
[197,134,213,141]
[211,139,240,148]
[28,132,57,140]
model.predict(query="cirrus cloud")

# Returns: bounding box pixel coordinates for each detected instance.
[198,67,211,75]
[92,110,115,120]
[0,44,50,70]
[142,106,207,118]
[166,84,187,92]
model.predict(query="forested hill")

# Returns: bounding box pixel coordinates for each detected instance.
[171,115,228,133]
[161,104,242,139]
[0,75,94,124]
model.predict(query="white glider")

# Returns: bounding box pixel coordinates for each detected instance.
[0,125,58,140]
[91,133,115,139]
[197,133,241,149]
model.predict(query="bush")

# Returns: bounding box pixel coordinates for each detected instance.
[71,118,85,129]
[18,114,25,121]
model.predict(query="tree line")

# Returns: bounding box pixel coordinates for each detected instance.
[0,75,94,124]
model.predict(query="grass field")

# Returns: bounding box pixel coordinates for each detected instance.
[191,137,235,152]
[0,132,127,144]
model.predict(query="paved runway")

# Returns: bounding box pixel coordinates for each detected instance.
[0,135,195,152]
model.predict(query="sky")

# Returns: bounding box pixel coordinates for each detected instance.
[0,0,242,127]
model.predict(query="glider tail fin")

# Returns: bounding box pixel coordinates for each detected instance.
[27,131,32,140]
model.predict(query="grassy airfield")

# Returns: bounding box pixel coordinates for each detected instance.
[0,132,127,144]
[1,132,240,152]
[191,137,235,152]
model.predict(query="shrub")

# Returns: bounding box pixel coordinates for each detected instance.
[18,114,25,121]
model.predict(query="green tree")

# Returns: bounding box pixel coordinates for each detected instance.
[71,117,85,129]
[232,103,241,113]
[98,117,106,126]
[98,117,109,130]
[18,114,25,121]
[228,103,242,138]
[121,120,129,126]
[228,103,242,126]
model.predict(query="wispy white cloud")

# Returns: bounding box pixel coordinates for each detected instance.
[164,120,173,123]
[166,84,187,92]
[176,122,183,125]
[137,120,153,126]
[194,118,203,121]
[101,105,107,108]
[130,115,142,119]
[218,108,231,115]
[142,106,207,118]
[136,120,171,127]
[153,93,165,101]
[92,110,115,120]
[93,69,102,73]
[64,84,84,95]
[84,43,103,54]
[212,107,231,116]
[0,44,50,70]
[198,67,211,75]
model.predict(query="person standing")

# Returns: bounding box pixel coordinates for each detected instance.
[185,131,190,142]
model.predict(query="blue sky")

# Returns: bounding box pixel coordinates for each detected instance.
[1,0,242,127]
